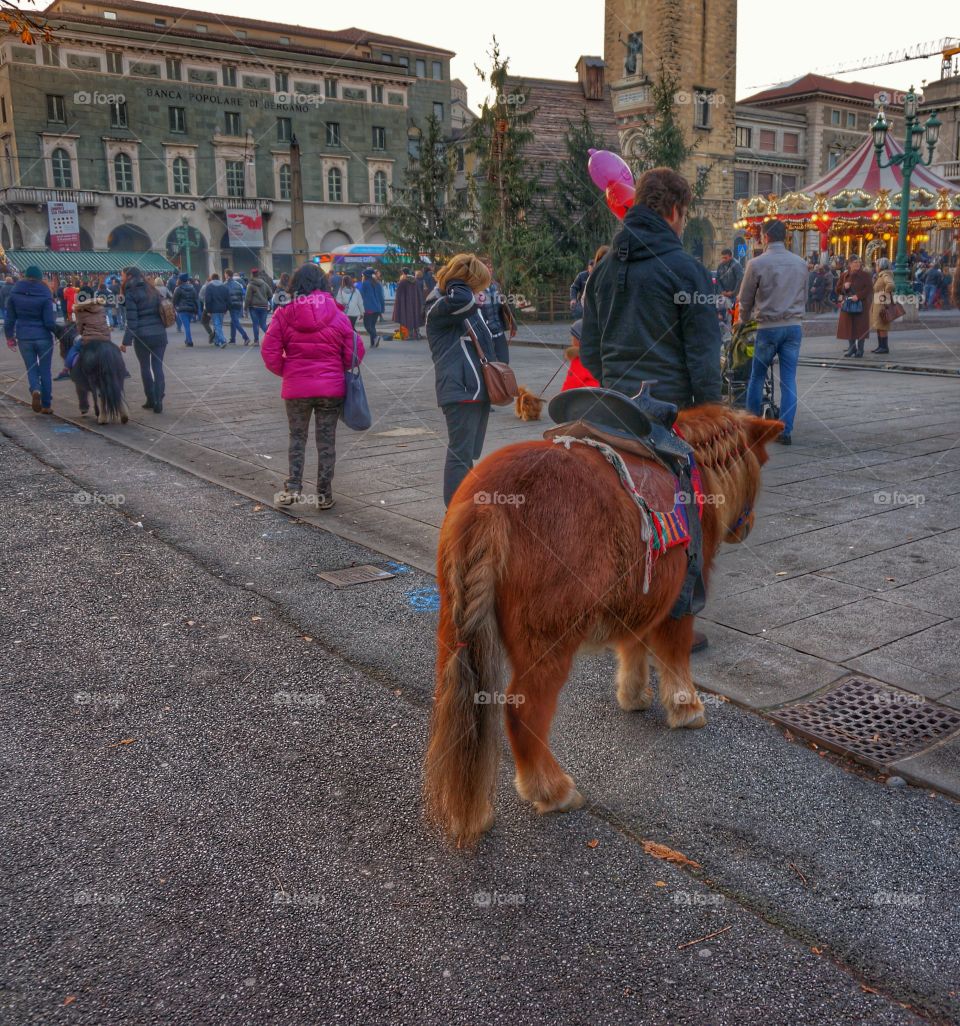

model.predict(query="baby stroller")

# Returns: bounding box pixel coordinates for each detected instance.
[722,317,780,419]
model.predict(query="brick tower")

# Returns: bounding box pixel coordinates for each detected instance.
[604,0,737,264]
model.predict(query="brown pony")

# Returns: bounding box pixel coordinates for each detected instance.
[424,404,783,845]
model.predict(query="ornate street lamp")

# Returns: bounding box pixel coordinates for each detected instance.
[871,86,941,296]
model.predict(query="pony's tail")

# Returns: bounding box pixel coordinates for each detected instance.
[91,342,127,420]
[424,501,509,846]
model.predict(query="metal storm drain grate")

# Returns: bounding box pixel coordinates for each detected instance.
[770,677,960,767]
[317,565,396,588]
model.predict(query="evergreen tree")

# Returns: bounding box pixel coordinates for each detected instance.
[545,111,619,277]
[469,38,547,294]
[384,114,471,266]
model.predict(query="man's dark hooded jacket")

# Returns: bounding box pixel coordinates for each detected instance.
[580,204,722,408]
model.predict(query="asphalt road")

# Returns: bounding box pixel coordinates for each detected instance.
[1,405,958,1026]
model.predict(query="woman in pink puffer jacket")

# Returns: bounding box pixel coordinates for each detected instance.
[261,263,364,509]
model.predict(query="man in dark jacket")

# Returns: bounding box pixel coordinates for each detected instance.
[580,168,722,410]
[172,273,199,346]
[223,269,250,345]
[569,261,593,317]
[479,259,516,363]
[715,249,743,308]
[244,269,273,344]
[202,273,230,347]
[358,267,385,348]
[5,265,58,413]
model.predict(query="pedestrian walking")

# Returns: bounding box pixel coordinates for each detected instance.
[715,248,744,314]
[261,262,362,510]
[4,264,57,414]
[870,257,896,354]
[738,220,808,445]
[172,273,199,346]
[152,276,172,301]
[478,259,516,363]
[569,260,593,318]
[203,273,230,347]
[223,269,250,345]
[244,269,273,344]
[392,268,424,339]
[922,262,944,309]
[121,266,169,413]
[836,256,873,358]
[424,252,496,506]
[358,267,385,348]
[335,274,364,329]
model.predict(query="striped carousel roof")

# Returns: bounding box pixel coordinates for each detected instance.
[803,135,957,197]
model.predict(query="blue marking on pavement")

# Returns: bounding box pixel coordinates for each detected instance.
[385,561,412,575]
[53,426,80,433]
[406,585,440,612]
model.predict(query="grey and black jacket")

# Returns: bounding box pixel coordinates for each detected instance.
[425,280,497,406]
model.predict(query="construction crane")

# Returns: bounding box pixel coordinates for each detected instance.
[817,37,960,78]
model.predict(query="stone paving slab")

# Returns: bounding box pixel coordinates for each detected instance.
[890,735,960,797]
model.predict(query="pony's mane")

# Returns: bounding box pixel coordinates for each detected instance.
[676,403,751,473]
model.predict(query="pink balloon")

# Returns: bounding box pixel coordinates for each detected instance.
[588,148,634,191]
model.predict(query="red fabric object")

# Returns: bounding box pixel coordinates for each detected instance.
[561,356,599,391]
[260,291,362,399]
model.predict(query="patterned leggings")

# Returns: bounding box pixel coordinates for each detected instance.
[284,396,343,495]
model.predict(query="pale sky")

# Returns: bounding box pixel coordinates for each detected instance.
[102,0,957,108]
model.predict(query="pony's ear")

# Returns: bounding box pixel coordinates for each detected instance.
[744,416,785,464]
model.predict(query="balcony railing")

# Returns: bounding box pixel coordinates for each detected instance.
[939,160,960,182]
[0,187,100,207]
[359,203,388,219]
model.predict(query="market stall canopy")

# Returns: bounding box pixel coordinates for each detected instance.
[736,135,960,227]
[3,250,176,275]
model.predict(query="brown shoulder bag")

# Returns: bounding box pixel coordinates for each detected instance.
[464,320,518,405]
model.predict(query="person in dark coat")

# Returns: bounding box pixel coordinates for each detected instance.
[392,268,424,339]
[580,167,722,409]
[357,267,385,348]
[172,273,199,346]
[835,256,873,357]
[202,273,230,347]
[122,266,169,413]
[4,265,58,413]
[478,259,516,364]
[425,253,496,505]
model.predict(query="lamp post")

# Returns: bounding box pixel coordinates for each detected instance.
[871,86,942,298]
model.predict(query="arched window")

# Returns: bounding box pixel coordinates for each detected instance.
[114,152,134,192]
[172,156,191,195]
[51,147,72,188]
[373,169,388,205]
[327,166,342,203]
[279,163,291,200]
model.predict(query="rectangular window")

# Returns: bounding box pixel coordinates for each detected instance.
[110,98,128,128]
[234,30,246,39]
[277,117,292,143]
[433,102,444,121]
[830,109,841,125]
[733,170,750,199]
[225,111,241,135]
[759,129,776,151]
[397,56,409,70]
[225,159,245,198]
[222,64,237,87]
[1,96,6,123]
[782,174,797,191]
[106,50,123,74]
[735,126,751,148]
[416,58,426,78]
[757,171,774,194]
[172,157,191,194]
[275,71,289,92]
[381,53,392,63]
[828,150,841,169]
[693,88,713,129]
[325,122,340,146]
[782,132,799,154]
[372,84,384,103]
[456,146,465,172]
[372,126,385,150]
[169,106,186,133]
[166,57,182,80]
[325,79,338,99]
[278,36,289,45]
[154,17,166,26]
[46,94,65,123]
[432,61,443,81]
[846,111,856,128]
[195,24,207,33]
[42,44,60,67]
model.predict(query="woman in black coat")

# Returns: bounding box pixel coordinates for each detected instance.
[122,266,169,412]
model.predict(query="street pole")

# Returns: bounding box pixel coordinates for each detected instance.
[180,217,192,277]
[289,134,309,267]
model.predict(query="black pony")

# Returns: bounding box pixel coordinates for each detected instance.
[55,323,130,424]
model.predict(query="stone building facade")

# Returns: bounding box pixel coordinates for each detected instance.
[603,0,738,265]
[0,0,456,275]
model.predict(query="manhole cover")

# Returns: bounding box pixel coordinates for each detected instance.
[770,677,960,767]
[318,565,395,588]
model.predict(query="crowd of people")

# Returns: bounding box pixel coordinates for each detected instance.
[805,253,956,314]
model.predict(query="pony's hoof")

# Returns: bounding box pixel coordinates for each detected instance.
[97,415,107,425]
[534,783,585,816]
[668,706,707,729]
[120,414,128,424]
[617,688,653,712]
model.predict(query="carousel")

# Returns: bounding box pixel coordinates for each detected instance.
[734,135,960,263]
